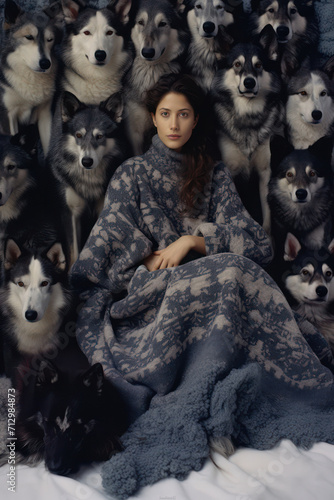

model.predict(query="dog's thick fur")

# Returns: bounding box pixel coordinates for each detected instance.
[0,0,62,153]
[182,0,245,91]
[123,0,188,154]
[59,0,133,105]
[282,232,334,354]
[46,90,126,265]
[11,345,127,475]
[250,0,319,76]
[285,56,334,149]
[268,135,334,257]
[211,25,284,230]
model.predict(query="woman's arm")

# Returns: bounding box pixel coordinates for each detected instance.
[143,235,206,271]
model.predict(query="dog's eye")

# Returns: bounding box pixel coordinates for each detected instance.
[320,90,327,97]
[290,8,297,15]
[216,5,223,9]
[47,37,54,43]
[309,170,316,177]
[267,8,275,14]
[7,164,16,171]
[301,269,309,276]
[286,171,294,178]
[83,30,91,36]
[326,271,333,278]
[138,19,145,26]
[234,61,241,68]
[76,132,83,139]
[25,35,34,41]
[300,91,307,96]
[17,281,25,287]
[95,133,104,140]
[41,281,49,287]
[195,4,203,9]
[106,30,114,36]
[158,21,167,28]
[255,62,262,69]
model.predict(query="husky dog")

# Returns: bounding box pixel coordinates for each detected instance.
[47,90,126,265]
[0,0,62,153]
[0,126,40,243]
[124,0,188,154]
[182,0,245,91]
[211,25,283,231]
[285,56,334,150]
[11,349,127,474]
[268,135,334,256]
[250,0,319,75]
[282,232,334,353]
[59,0,133,105]
[0,238,71,359]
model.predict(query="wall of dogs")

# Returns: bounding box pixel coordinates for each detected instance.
[1,0,334,475]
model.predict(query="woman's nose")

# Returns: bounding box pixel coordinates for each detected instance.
[170,116,179,130]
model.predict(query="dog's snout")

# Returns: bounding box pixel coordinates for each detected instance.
[142,47,155,59]
[81,157,94,169]
[243,77,256,90]
[295,189,307,201]
[203,22,215,35]
[312,110,322,121]
[95,50,106,62]
[316,286,328,298]
[25,310,38,322]
[39,58,51,70]
[276,25,289,40]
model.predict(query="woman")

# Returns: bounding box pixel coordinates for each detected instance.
[70,74,334,500]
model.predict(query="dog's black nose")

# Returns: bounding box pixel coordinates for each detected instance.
[295,189,307,201]
[142,48,155,59]
[243,77,256,90]
[25,310,38,322]
[95,50,106,62]
[276,25,289,40]
[39,58,51,70]
[203,22,215,35]
[312,110,322,121]
[81,157,94,169]
[316,286,328,298]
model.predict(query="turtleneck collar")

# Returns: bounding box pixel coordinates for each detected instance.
[151,134,183,163]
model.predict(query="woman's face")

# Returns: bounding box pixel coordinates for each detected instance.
[151,92,198,152]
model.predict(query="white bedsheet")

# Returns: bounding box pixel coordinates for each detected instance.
[1,440,334,500]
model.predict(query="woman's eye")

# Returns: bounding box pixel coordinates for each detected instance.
[161,112,169,117]
[180,112,188,118]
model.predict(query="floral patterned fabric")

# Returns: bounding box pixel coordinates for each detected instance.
[70,136,334,499]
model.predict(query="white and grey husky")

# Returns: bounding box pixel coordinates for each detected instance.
[0,0,62,153]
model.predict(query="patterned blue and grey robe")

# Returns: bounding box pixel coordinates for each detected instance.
[70,135,334,500]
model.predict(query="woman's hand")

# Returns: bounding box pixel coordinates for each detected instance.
[143,235,206,271]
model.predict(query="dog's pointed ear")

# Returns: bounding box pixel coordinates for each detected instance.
[61,91,84,123]
[270,135,294,172]
[36,360,59,387]
[45,242,67,271]
[4,0,22,29]
[4,239,21,270]
[322,55,334,80]
[284,233,301,261]
[82,363,104,395]
[308,136,334,165]
[10,125,39,157]
[61,0,86,23]
[258,24,278,61]
[101,92,124,123]
[44,0,66,27]
[328,239,334,254]
[107,0,132,24]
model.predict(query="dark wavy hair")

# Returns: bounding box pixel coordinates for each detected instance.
[145,73,218,212]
